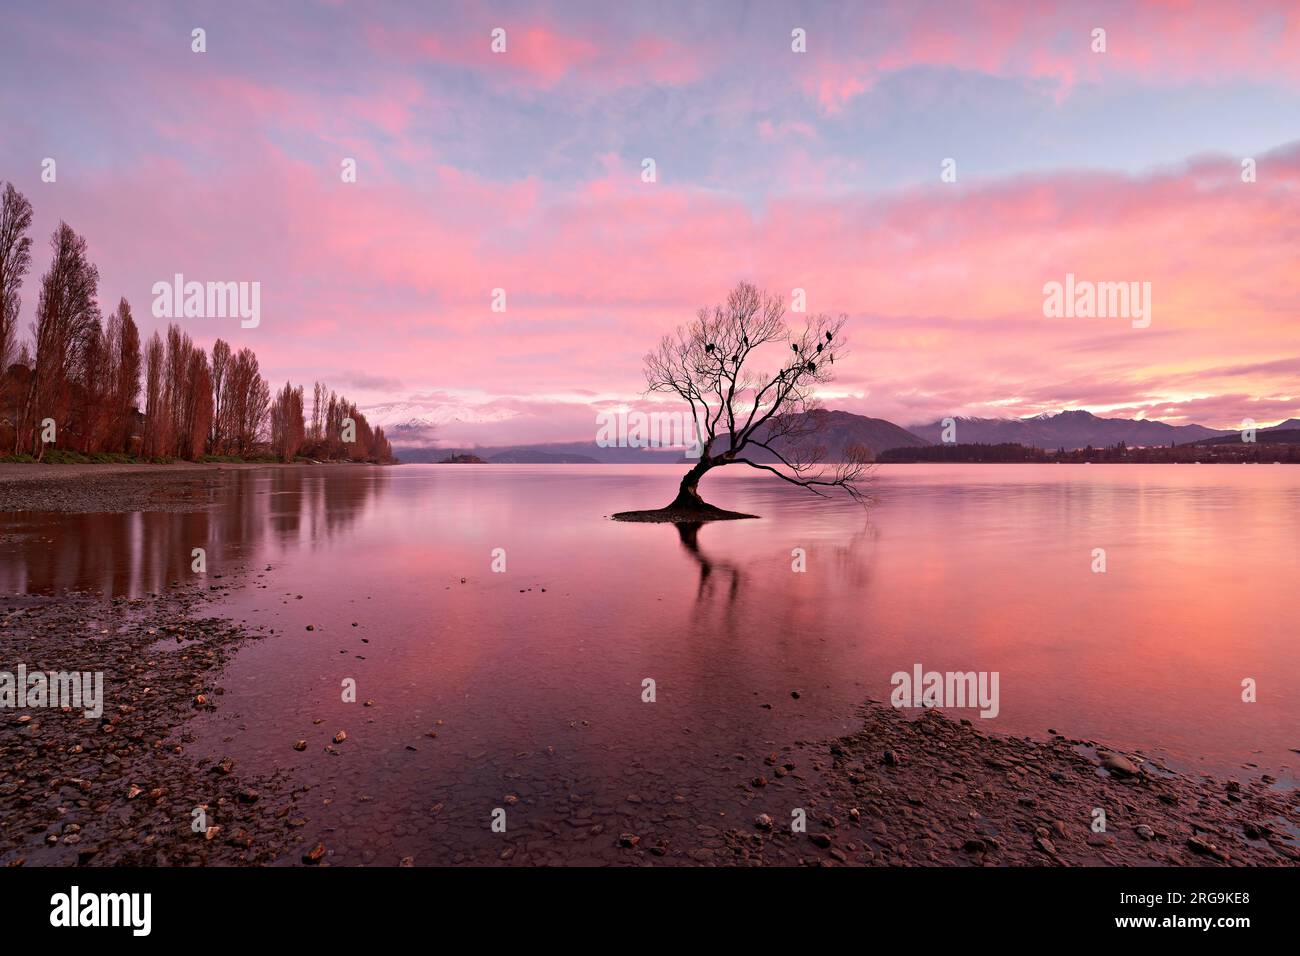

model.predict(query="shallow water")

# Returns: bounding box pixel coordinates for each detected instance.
[3,463,1297,863]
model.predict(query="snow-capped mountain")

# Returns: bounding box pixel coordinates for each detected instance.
[908,410,1230,449]
[360,401,521,432]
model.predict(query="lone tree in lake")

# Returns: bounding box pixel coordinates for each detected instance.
[614,282,870,522]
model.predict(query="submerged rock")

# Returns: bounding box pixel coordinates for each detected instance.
[1101,753,1140,776]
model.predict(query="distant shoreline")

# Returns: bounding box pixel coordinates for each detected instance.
[874,459,1297,465]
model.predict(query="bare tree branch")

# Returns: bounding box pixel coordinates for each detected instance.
[633,281,871,517]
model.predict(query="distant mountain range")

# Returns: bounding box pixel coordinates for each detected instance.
[390,409,1295,462]
[719,409,928,464]
[793,409,930,455]
[393,409,927,463]
[364,401,519,433]
[1186,420,1300,446]
[908,410,1231,449]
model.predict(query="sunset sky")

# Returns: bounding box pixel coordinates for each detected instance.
[2,0,1297,446]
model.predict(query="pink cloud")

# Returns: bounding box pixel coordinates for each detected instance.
[365,22,702,90]
[795,0,1300,113]
[757,119,817,140]
[45,140,1291,435]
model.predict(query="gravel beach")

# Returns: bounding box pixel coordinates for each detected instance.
[0,581,307,866]
[0,462,295,514]
[711,705,1300,866]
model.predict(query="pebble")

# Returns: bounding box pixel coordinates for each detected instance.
[1101,753,1140,776]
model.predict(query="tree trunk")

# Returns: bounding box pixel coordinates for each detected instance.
[612,450,756,522]
[14,376,34,455]
[667,457,715,510]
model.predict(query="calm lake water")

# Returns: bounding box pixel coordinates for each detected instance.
[3,463,1297,863]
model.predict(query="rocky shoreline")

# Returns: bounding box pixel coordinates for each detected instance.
[708,704,1299,866]
[0,578,308,866]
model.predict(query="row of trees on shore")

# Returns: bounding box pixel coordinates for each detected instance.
[0,182,392,463]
